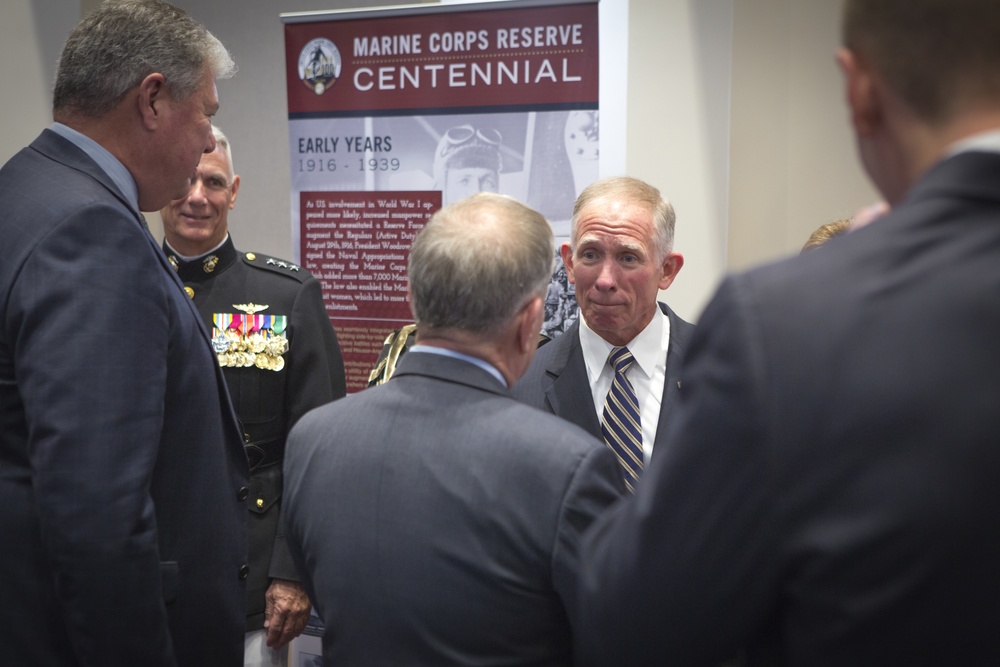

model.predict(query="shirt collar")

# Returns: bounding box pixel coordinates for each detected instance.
[164,233,231,262]
[162,234,239,283]
[946,128,1000,158]
[409,344,507,387]
[50,122,140,214]
[579,305,668,382]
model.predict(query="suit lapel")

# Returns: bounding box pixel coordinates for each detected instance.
[654,303,693,449]
[543,320,603,437]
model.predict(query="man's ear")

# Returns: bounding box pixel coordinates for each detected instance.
[517,295,544,355]
[837,47,882,138]
[229,174,241,209]
[657,252,684,290]
[137,72,167,131]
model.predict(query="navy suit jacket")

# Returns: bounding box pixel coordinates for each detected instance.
[0,130,249,666]
[512,302,695,454]
[283,351,625,666]
[578,150,1000,665]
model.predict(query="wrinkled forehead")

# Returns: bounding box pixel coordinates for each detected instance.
[574,198,655,242]
[575,230,648,256]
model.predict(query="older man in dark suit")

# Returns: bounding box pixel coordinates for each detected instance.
[0,2,248,665]
[513,176,693,492]
[283,192,624,666]
[578,0,1000,664]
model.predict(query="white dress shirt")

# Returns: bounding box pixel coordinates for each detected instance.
[578,308,670,463]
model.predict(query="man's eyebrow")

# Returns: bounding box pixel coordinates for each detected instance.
[577,235,644,254]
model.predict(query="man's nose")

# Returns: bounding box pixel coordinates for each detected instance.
[594,260,617,290]
[186,177,208,202]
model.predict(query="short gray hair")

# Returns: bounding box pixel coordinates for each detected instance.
[212,125,235,179]
[409,193,553,335]
[570,176,676,261]
[54,0,236,117]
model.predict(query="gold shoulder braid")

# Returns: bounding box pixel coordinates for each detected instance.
[367,324,417,387]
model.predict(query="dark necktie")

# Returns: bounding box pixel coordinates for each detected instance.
[601,346,644,492]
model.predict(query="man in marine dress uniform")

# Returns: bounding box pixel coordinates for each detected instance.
[160,126,347,667]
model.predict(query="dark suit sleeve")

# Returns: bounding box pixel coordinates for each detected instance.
[270,274,346,581]
[551,442,626,630]
[13,204,177,665]
[576,276,782,666]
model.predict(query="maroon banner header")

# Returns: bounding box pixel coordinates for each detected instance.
[285,3,598,116]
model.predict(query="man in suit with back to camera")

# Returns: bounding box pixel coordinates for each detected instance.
[577,0,1000,664]
[512,176,693,492]
[283,192,625,666]
[160,125,347,667]
[0,1,249,665]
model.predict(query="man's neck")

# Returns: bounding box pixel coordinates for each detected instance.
[415,328,516,386]
[892,108,1000,203]
[55,109,131,171]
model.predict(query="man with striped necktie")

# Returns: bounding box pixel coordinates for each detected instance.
[513,176,693,492]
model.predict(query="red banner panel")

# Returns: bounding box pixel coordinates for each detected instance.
[285,3,598,116]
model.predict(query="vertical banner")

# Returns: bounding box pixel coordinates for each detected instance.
[284,0,599,393]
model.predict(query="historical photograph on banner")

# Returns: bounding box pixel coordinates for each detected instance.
[285,0,599,392]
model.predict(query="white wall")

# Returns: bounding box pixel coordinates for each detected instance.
[0,0,79,162]
[625,0,733,320]
[1,0,879,324]
[728,0,878,272]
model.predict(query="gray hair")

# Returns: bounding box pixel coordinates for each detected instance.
[409,192,554,335]
[570,176,676,261]
[53,0,235,117]
[212,125,235,179]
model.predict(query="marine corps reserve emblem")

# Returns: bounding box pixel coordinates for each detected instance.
[298,37,341,95]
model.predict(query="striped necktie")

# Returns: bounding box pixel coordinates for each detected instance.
[601,346,644,492]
